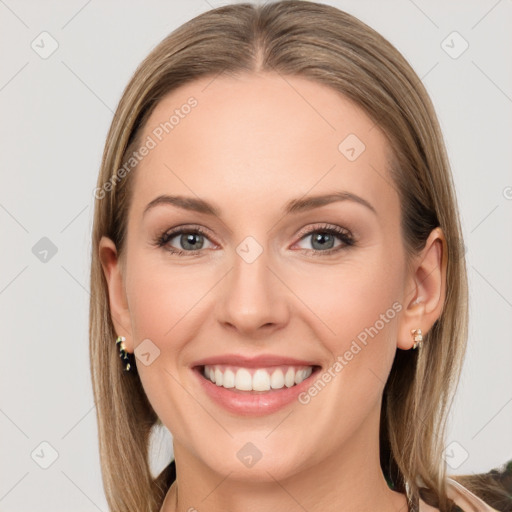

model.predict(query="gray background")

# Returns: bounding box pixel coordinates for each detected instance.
[1,0,511,510]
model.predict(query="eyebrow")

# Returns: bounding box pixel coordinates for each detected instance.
[143,191,377,218]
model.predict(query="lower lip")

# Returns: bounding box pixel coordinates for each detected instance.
[193,366,321,416]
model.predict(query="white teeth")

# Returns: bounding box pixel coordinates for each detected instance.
[203,364,314,392]
[285,367,295,387]
[294,367,313,385]
[252,369,271,391]
[223,369,235,388]
[235,368,252,391]
[270,369,285,389]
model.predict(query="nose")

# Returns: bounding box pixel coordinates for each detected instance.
[215,244,291,338]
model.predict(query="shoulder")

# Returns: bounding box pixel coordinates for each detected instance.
[445,477,500,512]
[445,459,512,511]
[418,477,503,512]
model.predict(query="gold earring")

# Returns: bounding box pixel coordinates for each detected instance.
[411,329,423,350]
[116,335,135,372]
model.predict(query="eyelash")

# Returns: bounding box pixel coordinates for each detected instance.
[154,223,355,257]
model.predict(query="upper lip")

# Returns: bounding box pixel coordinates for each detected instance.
[192,354,320,368]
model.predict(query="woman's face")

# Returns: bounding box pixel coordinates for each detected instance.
[101,72,441,482]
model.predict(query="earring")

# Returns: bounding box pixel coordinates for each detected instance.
[411,329,423,350]
[116,335,135,372]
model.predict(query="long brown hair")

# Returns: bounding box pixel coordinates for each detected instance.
[90,2,472,510]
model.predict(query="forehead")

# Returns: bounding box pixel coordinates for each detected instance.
[129,72,398,223]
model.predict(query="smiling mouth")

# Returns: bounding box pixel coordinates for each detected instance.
[195,364,321,393]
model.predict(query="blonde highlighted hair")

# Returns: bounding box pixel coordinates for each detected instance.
[90,2,470,510]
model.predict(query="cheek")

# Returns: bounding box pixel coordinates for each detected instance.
[297,255,403,346]
[125,259,212,441]
[294,261,403,435]
[124,253,226,408]
[296,251,404,402]
[127,256,210,342]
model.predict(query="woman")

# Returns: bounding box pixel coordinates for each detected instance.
[89,1,511,511]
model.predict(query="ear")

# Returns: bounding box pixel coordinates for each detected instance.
[397,227,447,350]
[98,236,134,352]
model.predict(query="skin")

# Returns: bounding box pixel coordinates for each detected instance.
[100,72,446,512]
